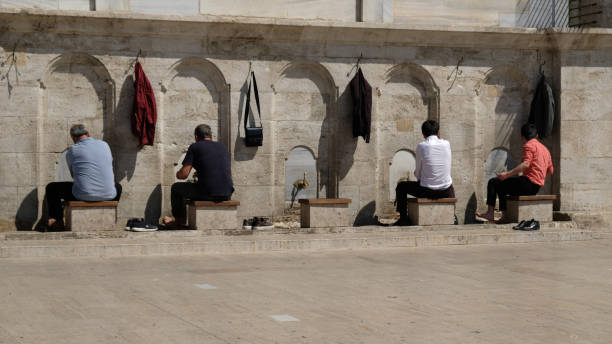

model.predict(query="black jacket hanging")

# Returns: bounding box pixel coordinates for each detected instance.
[349,68,372,143]
[528,75,555,138]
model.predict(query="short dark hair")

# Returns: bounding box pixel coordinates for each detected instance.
[70,124,88,137]
[521,123,538,140]
[194,124,212,139]
[421,120,439,137]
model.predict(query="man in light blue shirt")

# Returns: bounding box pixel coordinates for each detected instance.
[45,124,121,231]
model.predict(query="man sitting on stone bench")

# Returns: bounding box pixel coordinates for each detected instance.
[45,124,121,231]
[476,123,554,223]
[394,120,455,226]
[162,124,234,229]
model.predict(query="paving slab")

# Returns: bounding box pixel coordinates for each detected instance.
[1,240,612,343]
[0,222,608,259]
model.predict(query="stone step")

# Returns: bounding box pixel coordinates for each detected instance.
[0,223,607,259]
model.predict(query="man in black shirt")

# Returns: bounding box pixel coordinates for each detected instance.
[162,124,234,228]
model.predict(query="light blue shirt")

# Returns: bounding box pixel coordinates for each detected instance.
[66,137,117,201]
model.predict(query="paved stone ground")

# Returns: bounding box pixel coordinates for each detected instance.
[1,240,612,344]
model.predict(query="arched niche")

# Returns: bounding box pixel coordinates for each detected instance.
[481,64,530,158]
[384,63,440,122]
[483,147,517,196]
[160,57,230,193]
[272,61,338,200]
[389,150,416,201]
[285,146,317,201]
[40,53,114,186]
[376,63,438,216]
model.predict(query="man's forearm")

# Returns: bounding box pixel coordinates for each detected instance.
[507,162,528,177]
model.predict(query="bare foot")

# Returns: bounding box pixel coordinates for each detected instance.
[162,216,174,225]
[475,212,495,222]
[46,218,65,231]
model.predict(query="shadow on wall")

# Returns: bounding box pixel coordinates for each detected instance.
[145,184,162,225]
[353,201,378,226]
[463,193,478,224]
[234,76,258,161]
[335,83,359,183]
[15,189,38,230]
[113,75,139,182]
[484,65,530,158]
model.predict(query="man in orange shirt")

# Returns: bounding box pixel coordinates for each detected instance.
[477,123,554,223]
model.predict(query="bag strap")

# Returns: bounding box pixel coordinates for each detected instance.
[244,71,262,130]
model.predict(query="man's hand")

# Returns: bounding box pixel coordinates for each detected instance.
[497,171,509,181]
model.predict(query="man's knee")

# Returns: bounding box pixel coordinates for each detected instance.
[171,182,191,197]
[487,177,500,188]
[396,181,408,193]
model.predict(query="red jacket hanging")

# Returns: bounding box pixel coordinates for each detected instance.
[132,62,157,146]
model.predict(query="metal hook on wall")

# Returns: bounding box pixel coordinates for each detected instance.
[346,52,363,77]
[124,49,143,75]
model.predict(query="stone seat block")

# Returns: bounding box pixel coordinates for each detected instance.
[298,198,352,228]
[505,195,557,222]
[188,201,240,230]
[407,198,456,226]
[65,201,118,231]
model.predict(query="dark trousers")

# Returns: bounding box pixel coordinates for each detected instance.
[395,181,455,217]
[45,182,122,221]
[170,182,231,218]
[486,176,540,211]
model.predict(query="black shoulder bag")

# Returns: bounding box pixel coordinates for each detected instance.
[244,71,263,147]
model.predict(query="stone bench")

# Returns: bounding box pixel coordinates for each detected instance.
[65,201,118,231]
[407,198,456,225]
[188,201,240,230]
[299,198,352,228]
[506,195,557,222]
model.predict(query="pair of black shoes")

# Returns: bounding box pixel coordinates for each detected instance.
[512,219,540,231]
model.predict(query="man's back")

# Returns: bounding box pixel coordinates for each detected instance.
[415,136,453,190]
[183,140,233,197]
[66,137,116,201]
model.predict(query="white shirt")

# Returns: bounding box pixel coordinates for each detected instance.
[414,135,453,190]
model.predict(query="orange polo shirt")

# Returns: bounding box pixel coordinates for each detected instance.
[522,138,554,186]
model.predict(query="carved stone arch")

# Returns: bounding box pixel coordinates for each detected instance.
[37,53,115,225]
[480,62,530,162]
[385,63,440,122]
[160,56,231,149]
[284,145,318,161]
[41,53,116,140]
[272,60,339,204]
[274,60,337,101]
[158,57,231,216]
[39,52,115,156]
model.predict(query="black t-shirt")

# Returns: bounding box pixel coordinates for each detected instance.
[182,140,234,197]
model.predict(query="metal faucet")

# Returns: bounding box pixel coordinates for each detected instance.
[293,172,309,189]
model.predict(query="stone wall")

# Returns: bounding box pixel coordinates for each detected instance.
[0,0,576,27]
[1,8,612,230]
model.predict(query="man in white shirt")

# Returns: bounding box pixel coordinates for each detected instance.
[394,120,455,226]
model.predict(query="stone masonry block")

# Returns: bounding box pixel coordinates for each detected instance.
[407,198,456,226]
[505,195,556,222]
[299,198,351,228]
[65,201,118,231]
[188,201,240,230]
